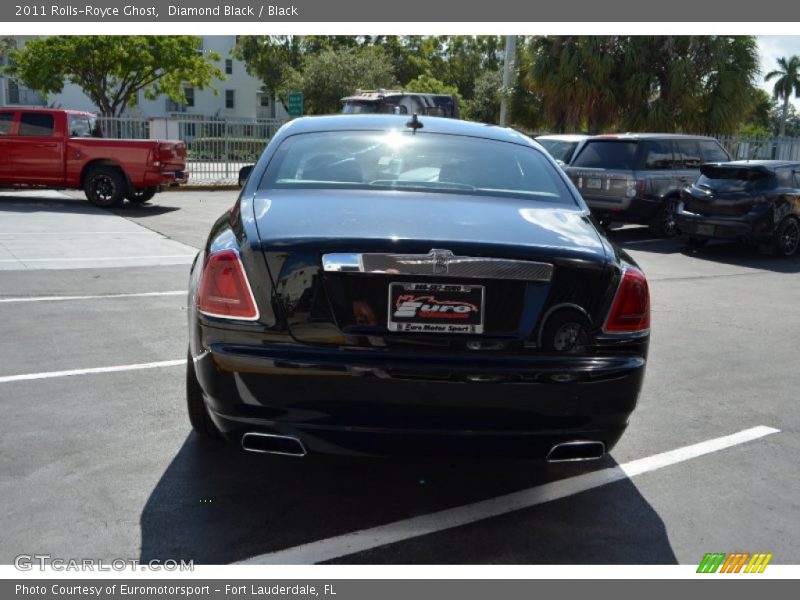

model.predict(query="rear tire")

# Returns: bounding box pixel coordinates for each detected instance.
[540,308,590,353]
[774,217,800,257]
[127,186,157,205]
[187,351,221,439]
[650,198,678,238]
[84,166,126,208]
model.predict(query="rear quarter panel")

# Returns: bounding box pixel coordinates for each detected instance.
[65,138,160,187]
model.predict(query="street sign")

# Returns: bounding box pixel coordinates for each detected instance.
[287,92,304,117]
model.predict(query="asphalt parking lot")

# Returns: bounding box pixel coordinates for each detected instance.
[1,189,798,565]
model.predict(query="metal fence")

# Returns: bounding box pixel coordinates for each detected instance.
[94,118,800,184]
[717,136,800,161]
[98,116,288,183]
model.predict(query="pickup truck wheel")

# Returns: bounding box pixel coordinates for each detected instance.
[650,199,678,238]
[85,167,125,208]
[774,217,800,257]
[127,186,157,205]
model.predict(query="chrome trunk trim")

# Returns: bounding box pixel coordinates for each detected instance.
[322,249,553,282]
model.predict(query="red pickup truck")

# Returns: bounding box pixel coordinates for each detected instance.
[0,108,187,207]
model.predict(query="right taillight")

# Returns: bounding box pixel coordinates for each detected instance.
[197,250,259,321]
[603,267,650,333]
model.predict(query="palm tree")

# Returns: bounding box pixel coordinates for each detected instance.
[765,55,800,137]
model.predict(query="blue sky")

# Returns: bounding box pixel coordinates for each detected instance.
[758,36,800,108]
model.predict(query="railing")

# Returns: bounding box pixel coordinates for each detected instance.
[717,136,800,161]
[88,120,800,184]
[96,116,288,183]
[96,117,150,140]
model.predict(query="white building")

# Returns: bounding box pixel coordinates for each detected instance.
[0,36,288,121]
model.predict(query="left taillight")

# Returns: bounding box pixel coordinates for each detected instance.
[197,250,259,321]
[603,267,650,333]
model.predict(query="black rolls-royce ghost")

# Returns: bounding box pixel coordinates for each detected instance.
[187,115,650,461]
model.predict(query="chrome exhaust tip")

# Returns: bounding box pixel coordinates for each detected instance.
[546,440,606,463]
[241,432,307,457]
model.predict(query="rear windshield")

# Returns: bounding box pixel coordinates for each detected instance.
[696,168,773,192]
[261,130,578,205]
[537,139,578,163]
[572,140,638,170]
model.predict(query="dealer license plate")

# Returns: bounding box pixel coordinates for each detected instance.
[387,282,485,334]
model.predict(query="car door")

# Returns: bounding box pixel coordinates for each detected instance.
[640,138,678,201]
[673,139,703,188]
[0,110,17,183]
[12,111,64,185]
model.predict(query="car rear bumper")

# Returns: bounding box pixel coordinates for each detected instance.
[675,204,773,243]
[585,197,661,223]
[193,342,647,458]
[142,168,189,188]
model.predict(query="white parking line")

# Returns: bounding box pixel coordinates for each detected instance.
[0,291,186,303]
[0,359,187,384]
[0,232,156,236]
[239,426,779,565]
[0,255,195,262]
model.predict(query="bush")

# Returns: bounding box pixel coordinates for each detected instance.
[188,137,270,161]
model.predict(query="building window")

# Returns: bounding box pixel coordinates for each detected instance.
[184,87,195,108]
[225,89,235,109]
[7,79,20,104]
[259,93,270,108]
[225,59,233,75]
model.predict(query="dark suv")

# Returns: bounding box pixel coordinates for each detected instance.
[676,161,800,257]
[564,134,731,236]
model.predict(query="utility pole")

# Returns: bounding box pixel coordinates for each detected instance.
[499,35,517,127]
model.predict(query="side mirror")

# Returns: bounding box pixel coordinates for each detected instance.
[238,165,254,187]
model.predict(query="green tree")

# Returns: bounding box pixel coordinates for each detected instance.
[765,55,800,137]
[738,89,774,137]
[520,36,759,134]
[769,102,800,137]
[465,68,503,124]
[525,36,620,133]
[233,36,304,108]
[298,46,397,114]
[5,36,223,117]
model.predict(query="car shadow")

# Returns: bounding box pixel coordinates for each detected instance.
[607,226,800,273]
[0,193,103,215]
[111,204,182,217]
[0,193,181,217]
[676,240,800,273]
[139,435,677,564]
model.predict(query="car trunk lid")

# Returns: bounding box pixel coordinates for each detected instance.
[252,189,612,349]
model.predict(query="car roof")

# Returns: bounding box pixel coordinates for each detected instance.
[535,134,590,142]
[589,133,719,141]
[279,114,534,145]
[0,107,95,117]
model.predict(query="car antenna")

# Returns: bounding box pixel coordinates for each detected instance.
[406,113,423,134]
